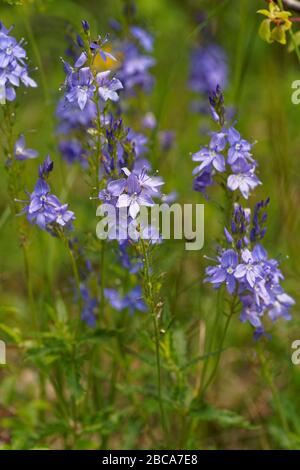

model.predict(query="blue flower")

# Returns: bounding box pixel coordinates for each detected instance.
[227,159,261,199]
[130,26,154,52]
[227,127,253,165]
[66,67,95,110]
[189,44,228,95]
[80,285,97,328]
[96,70,123,102]
[205,249,238,294]
[14,135,38,161]
[0,23,37,103]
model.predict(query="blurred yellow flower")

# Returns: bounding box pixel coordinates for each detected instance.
[92,48,123,72]
[257,1,292,45]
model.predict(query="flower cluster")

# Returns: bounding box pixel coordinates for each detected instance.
[13,134,38,161]
[0,22,37,104]
[196,88,295,338]
[113,23,155,96]
[18,156,75,233]
[98,165,163,240]
[257,1,292,45]
[192,87,261,199]
[205,201,295,337]
[57,23,123,167]
[104,285,147,315]
[189,44,227,95]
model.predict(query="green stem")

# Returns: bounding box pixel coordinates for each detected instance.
[141,239,167,436]
[23,9,50,104]
[257,345,289,435]
[278,0,300,65]
[198,291,238,402]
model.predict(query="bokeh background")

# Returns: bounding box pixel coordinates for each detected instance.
[1,0,300,450]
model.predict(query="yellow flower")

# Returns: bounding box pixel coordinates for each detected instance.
[257,1,292,45]
[91,47,122,72]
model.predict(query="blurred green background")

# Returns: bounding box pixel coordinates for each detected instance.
[1,0,300,449]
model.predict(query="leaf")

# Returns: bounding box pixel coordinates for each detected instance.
[180,348,227,371]
[0,323,22,344]
[258,19,272,43]
[172,329,187,367]
[190,404,257,430]
[78,328,119,344]
[288,31,300,52]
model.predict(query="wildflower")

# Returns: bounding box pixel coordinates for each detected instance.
[189,44,228,95]
[116,171,154,219]
[227,127,253,165]
[105,286,147,314]
[80,285,97,328]
[96,70,123,102]
[192,145,225,174]
[158,130,175,152]
[205,249,238,294]
[142,112,156,129]
[205,202,295,337]
[116,30,155,95]
[227,159,261,199]
[130,26,153,52]
[14,135,38,160]
[0,22,37,103]
[257,1,292,45]
[65,67,95,110]
[124,286,147,314]
[18,157,75,233]
[38,155,53,179]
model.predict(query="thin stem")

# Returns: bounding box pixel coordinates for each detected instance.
[278,0,300,64]
[199,292,237,401]
[257,345,289,435]
[141,239,167,436]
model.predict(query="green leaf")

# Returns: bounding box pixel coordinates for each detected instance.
[190,404,257,430]
[0,323,22,344]
[288,31,300,52]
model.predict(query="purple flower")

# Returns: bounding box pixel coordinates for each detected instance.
[205,249,238,294]
[0,23,37,103]
[123,167,164,195]
[227,127,252,165]
[116,42,155,95]
[19,158,75,233]
[158,130,175,152]
[116,172,154,219]
[96,70,123,102]
[234,248,263,288]
[192,145,225,174]
[80,285,97,328]
[189,45,228,95]
[66,67,95,110]
[105,286,147,314]
[39,155,54,179]
[268,292,295,322]
[130,26,153,52]
[227,159,261,199]
[104,288,126,311]
[193,169,213,195]
[14,135,38,160]
[123,286,147,315]
[142,112,156,130]
[59,139,86,166]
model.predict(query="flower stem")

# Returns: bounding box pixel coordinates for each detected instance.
[257,344,289,435]
[141,239,167,437]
